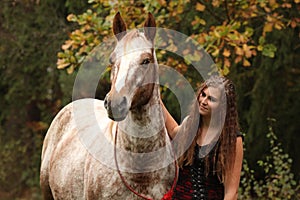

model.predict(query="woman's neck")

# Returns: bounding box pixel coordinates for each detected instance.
[201,115,211,128]
[197,116,219,146]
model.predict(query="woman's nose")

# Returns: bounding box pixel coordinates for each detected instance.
[201,97,208,105]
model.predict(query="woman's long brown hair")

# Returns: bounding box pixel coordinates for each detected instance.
[176,75,239,182]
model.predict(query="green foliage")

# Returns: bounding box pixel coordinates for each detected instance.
[0,0,78,198]
[56,0,299,75]
[239,119,300,199]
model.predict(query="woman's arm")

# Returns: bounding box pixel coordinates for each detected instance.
[160,99,179,139]
[224,137,244,200]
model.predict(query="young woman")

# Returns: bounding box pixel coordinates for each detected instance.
[162,75,243,200]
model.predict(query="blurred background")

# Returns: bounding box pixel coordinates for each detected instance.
[0,0,299,199]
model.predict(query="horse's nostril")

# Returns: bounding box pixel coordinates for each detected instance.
[120,96,127,108]
[104,96,109,109]
[104,100,107,109]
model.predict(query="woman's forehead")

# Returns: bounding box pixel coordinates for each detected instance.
[203,87,221,98]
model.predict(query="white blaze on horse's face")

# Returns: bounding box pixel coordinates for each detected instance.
[104,12,157,121]
[114,34,153,93]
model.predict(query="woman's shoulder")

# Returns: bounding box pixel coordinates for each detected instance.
[236,131,244,141]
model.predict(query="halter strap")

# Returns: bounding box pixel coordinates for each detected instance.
[114,127,178,200]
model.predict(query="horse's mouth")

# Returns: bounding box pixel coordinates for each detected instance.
[107,111,128,122]
[108,115,126,122]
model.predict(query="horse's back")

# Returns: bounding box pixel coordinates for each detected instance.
[40,98,115,199]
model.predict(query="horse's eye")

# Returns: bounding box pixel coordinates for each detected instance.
[141,58,151,66]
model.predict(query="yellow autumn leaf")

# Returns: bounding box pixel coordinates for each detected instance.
[196,3,206,12]
[264,6,271,13]
[67,65,75,74]
[212,0,220,7]
[191,19,197,26]
[158,0,167,6]
[274,21,284,30]
[234,56,243,64]
[197,36,206,44]
[57,62,70,69]
[243,59,251,67]
[214,29,221,38]
[67,14,76,22]
[235,47,244,56]
[243,44,252,58]
[62,40,73,50]
[282,3,292,8]
[198,18,206,25]
[221,66,230,76]
[291,20,297,28]
[223,48,231,57]
[263,23,273,34]
[224,58,231,67]
[257,45,263,51]
[269,0,279,9]
[266,15,274,22]
[212,48,220,57]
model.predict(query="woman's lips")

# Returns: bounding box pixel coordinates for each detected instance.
[200,105,208,111]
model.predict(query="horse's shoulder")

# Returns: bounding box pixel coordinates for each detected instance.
[42,99,110,157]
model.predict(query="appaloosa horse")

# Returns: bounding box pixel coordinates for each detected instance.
[40,12,177,200]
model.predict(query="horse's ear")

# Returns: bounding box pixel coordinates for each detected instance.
[144,12,156,43]
[113,12,127,41]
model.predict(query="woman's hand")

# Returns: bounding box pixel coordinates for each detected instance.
[160,99,179,139]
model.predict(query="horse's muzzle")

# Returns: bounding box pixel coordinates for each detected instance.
[104,94,129,121]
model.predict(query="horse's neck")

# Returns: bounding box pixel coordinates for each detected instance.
[117,86,167,153]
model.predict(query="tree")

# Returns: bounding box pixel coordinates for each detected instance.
[0,0,88,198]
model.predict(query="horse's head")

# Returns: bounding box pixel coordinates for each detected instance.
[104,12,157,121]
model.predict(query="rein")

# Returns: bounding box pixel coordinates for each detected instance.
[114,126,178,200]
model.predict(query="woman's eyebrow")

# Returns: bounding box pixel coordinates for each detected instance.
[208,95,218,101]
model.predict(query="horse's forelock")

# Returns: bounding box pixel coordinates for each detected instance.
[116,30,152,55]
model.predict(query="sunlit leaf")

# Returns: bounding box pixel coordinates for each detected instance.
[263,23,273,34]
[57,62,70,69]
[243,44,252,58]
[224,58,230,67]
[196,3,206,12]
[67,14,77,22]
[62,40,73,50]
[223,48,231,57]
[67,65,75,74]
[234,56,243,64]
[243,58,251,67]
[212,48,219,57]
[221,66,230,75]
[235,47,244,56]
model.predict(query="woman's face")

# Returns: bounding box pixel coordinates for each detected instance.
[198,87,221,117]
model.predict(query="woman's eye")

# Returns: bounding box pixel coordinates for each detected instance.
[209,97,217,102]
[141,58,150,65]
[201,92,206,97]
